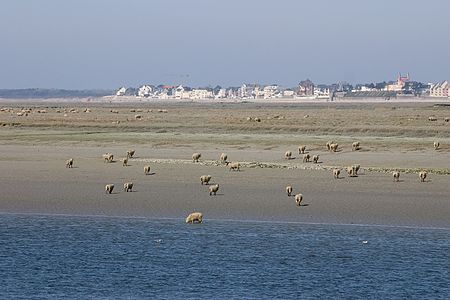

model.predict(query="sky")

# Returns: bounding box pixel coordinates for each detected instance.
[1,0,449,89]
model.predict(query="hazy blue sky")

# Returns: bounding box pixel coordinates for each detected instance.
[1,0,449,89]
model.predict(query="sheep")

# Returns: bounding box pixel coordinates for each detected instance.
[219,153,228,164]
[200,175,212,185]
[347,166,357,177]
[326,141,333,151]
[186,212,203,224]
[445,117,450,122]
[295,194,303,206]
[352,141,360,151]
[65,158,74,168]
[312,155,319,164]
[209,184,219,196]
[419,171,427,182]
[227,162,240,171]
[192,153,201,162]
[428,116,437,121]
[122,157,128,166]
[298,145,306,154]
[123,182,133,192]
[353,164,361,175]
[127,149,135,158]
[254,117,261,122]
[284,151,292,160]
[110,109,119,114]
[102,153,114,163]
[286,185,293,197]
[393,171,400,182]
[144,165,151,175]
[434,141,440,150]
[135,114,142,120]
[330,143,339,152]
[105,184,114,194]
[333,168,340,179]
[302,153,310,163]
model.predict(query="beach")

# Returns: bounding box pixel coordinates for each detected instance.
[0,100,449,228]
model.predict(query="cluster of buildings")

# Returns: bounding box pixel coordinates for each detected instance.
[114,74,450,100]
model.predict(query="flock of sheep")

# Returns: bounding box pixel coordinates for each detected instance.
[64,138,442,225]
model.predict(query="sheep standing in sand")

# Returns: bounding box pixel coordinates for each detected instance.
[298,145,306,154]
[434,141,440,150]
[347,166,357,177]
[123,182,133,192]
[353,164,361,175]
[352,141,360,151]
[302,154,310,163]
[285,151,292,160]
[393,171,400,182]
[200,175,212,185]
[65,158,74,168]
[186,212,203,224]
[326,141,333,151]
[330,143,339,152]
[333,168,340,179]
[227,162,240,171]
[122,157,128,166]
[209,184,219,196]
[103,153,114,163]
[144,165,151,175]
[105,184,114,194]
[312,155,319,164]
[295,194,303,206]
[286,185,293,197]
[220,153,228,164]
[127,149,135,158]
[192,153,201,163]
[419,171,427,182]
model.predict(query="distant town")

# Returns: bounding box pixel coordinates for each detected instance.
[114,74,450,100]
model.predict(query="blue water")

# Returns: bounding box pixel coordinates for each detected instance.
[0,214,449,299]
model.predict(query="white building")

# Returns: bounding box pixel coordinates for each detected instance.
[263,85,279,99]
[115,87,127,96]
[137,85,153,98]
[215,88,227,99]
[190,89,214,99]
[430,81,449,97]
[174,86,185,99]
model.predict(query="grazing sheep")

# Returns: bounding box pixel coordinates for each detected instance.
[312,155,319,164]
[330,143,339,152]
[434,141,440,150]
[65,158,73,168]
[445,117,450,122]
[135,114,142,120]
[333,168,340,179]
[353,164,361,175]
[254,117,261,122]
[326,141,333,151]
[209,184,219,196]
[127,149,135,158]
[102,153,114,163]
[186,212,203,224]
[227,162,240,171]
[295,194,303,206]
[285,151,292,160]
[298,145,306,154]
[286,185,293,197]
[352,141,360,151]
[122,157,128,166]
[347,166,357,177]
[302,154,310,163]
[200,175,212,185]
[192,153,201,162]
[105,184,114,194]
[220,153,228,163]
[428,116,437,121]
[419,171,427,182]
[123,182,133,192]
[144,165,151,175]
[393,171,400,182]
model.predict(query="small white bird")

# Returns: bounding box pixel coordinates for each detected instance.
[362,240,368,244]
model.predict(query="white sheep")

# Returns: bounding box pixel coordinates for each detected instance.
[105,184,114,194]
[200,175,212,185]
[295,194,303,206]
[65,158,74,168]
[123,182,133,192]
[298,145,306,154]
[144,165,151,175]
[352,141,360,151]
[227,162,240,171]
[286,185,293,197]
[102,153,114,163]
[127,149,135,158]
[347,166,357,177]
[122,157,128,166]
[220,153,228,163]
[330,143,339,152]
[302,153,310,163]
[186,212,203,224]
[284,151,292,160]
[392,171,400,182]
[419,171,427,182]
[326,141,333,151]
[192,153,201,162]
[333,168,340,179]
[353,164,361,175]
[428,116,437,121]
[209,184,219,196]
[312,155,319,164]
[434,141,440,150]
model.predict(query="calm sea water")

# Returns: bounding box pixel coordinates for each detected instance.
[0,214,448,299]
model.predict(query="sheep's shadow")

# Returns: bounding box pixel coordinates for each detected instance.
[107,192,120,195]
[299,203,309,207]
[145,172,156,176]
[210,193,225,196]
